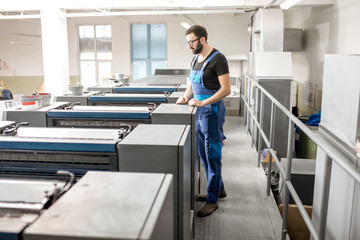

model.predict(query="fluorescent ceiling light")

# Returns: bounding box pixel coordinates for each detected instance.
[0,9,245,19]
[280,0,301,9]
[180,22,191,29]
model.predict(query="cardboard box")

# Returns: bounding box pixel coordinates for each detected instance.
[278,204,313,240]
[263,151,277,162]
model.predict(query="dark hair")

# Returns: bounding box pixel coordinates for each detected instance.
[185,25,207,41]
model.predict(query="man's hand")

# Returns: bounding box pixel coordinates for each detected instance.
[188,98,204,107]
[176,97,189,104]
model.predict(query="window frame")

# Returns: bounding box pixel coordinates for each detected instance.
[78,24,112,86]
[130,23,167,80]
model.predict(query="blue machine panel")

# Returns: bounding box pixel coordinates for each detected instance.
[88,96,167,103]
[47,110,150,119]
[113,87,177,92]
[0,141,117,152]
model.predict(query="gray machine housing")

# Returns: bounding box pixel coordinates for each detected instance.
[279,158,315,205]
[152,104,199,212]
[2,102,69,127]
[131,74,187,86]
[118,124,192,240]
[23,172,174,240]
[168,91,186,103]
[256,79,292,160]
[54,91,101,106]
[0,177,67,240]
[0,123,193,240]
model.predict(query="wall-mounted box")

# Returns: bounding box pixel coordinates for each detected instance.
[284,28,302,52]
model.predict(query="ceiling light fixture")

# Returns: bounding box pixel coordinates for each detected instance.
[180,22,191,29]
[0,9,245,19]
[280,0,302,10]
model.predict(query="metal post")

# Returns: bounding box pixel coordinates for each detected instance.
[266,102,276,196]
[281,119,295,240]
[318,154,332,240]
[244,76,248,127]
[246,79,250,134]
[251,85,258,148]
[257,92,264,167]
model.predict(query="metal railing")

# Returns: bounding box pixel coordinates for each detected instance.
[242,73,360,240]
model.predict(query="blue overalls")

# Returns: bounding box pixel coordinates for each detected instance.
[190,51,226,204]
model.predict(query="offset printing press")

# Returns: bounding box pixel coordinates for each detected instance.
[2,102,69,127]
[47,105,155,128]
[132,74,188,87]
[46,103,200,214]
[0,171,70,240]
[0,171,173,240]
[54,91,101,106]
[0,124,131,179]
[0,122,193,240]
[113,85,178,94]
[88,92,171,106]
[53,88,182,106]
[112,86,185,103]
[3,102,199,209]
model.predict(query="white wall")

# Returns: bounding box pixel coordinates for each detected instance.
[283,0,360,115]
[1,13,250,78]
[0,19,43,76]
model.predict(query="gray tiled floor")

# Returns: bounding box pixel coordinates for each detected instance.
[194,116,284,240]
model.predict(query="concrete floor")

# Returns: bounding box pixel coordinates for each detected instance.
[194,116,285,240]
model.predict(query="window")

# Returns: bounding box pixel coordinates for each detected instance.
[79,25,112,87]
[131,24,167,80]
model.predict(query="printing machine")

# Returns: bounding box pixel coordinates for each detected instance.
[0,123,131,179]
[47,104,199,207]
[53,85,185,106]
[47,105,153,128]
[88,92,172,106]
[88,92,183,106]
[54,91,101,106]
[0,174,68,240]
[2,102,69,127]
[86,85,116,93]
[46,103,195,129]
[3,99,200,214]
[132,74,188,86]
[112,85,187,103]
[86,78,127,93]
[113,85,178,94]
[0,122,193,240]
[168,91,186,103]
[3,100,200,229]
[0,171,173,240]
[46,103,200,212]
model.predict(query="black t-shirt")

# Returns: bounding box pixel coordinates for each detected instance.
[191,48,229,90]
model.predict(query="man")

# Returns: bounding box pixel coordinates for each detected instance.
[176,25,230,217]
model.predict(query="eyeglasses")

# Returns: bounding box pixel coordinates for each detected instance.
[185,37,200,46]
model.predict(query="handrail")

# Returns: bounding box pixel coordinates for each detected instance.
[242,72,360,240]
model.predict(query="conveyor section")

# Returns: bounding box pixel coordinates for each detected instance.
[0,127,128,179]
[47,105,152,128]
[3,102,70,127]
[131,74,187,86]
[114,85,177,93]
[23,172,174,240]
[54,91,101,106]
[0,177,68,240]
[89,93,168,106]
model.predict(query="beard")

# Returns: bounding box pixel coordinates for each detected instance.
[192,42,203,54]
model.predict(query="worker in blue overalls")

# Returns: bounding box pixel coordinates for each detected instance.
[177,25,231,217]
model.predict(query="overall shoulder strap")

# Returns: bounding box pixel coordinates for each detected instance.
[191,55,199,70]
[201,51,221,71]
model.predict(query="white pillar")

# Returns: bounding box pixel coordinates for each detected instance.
[40,6,69,95]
